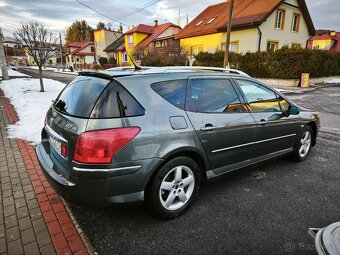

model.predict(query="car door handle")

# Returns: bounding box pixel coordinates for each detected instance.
[257,119,268,126]
[200,124,216,131]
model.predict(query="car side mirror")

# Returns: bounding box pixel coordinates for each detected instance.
[287,105,300,115]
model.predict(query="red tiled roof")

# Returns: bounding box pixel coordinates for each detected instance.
[125,24,154,35]
[137,22,180,48]
[67,42,94,56]
[69,42,87,48]
[176,0,315,39]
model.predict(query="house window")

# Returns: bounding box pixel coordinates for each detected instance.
[128,35,133,44]
[96,41,100,47]
[122,53,128,62]
[195,19,205,26]
[275,9,285,30]
[292,43,301,49]
[192,45,204,56]
[267,41,279,52]
[206,17,217,24]
[222,42,238,53]
[291,13,300,32]
[91,46,95,52]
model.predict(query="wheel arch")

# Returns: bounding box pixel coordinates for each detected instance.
[306,121,317,146]
[144,147,209,195]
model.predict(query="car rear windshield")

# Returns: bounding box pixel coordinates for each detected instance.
[54,76,110,118]
[90,80,145,118]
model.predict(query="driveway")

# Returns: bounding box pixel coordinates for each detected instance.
[66,86,340,254]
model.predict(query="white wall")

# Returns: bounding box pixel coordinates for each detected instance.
[259,0,310,51]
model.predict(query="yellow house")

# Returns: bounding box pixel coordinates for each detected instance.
[94,29,123,60]
[307,31,340,52]
[176,0,315,62]
[121,21,182,66]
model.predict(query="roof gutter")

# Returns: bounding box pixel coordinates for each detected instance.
[257,27,262,52]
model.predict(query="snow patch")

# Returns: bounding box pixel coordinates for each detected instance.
[0,78,66,144]
[325,78,340,84]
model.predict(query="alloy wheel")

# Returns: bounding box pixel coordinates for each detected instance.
[299,130,312,158]
[159,165,195,211]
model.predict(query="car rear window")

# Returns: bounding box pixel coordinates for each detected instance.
[90,80,145,118]
[151,80,186,110]
[54,76,110,117]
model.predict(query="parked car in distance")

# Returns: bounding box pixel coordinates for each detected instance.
[36,66,320,219]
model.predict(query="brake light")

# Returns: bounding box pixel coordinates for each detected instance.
[61,143,68,157]
[74,127,140,164]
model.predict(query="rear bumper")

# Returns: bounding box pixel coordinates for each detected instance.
[36,143,163,207]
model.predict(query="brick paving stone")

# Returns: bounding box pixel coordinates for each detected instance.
[1,91,88,254]
[0,237,6,253]
[18,216,32,231]
[21,228,36,244]
[24,241,40,255]
[7,238,24,255]
[40,243,56,255]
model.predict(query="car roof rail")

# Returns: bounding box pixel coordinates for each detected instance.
[143,66,250,77]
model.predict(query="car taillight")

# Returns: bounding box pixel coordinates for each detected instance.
[73,127,140,164]
[61,143,68,157]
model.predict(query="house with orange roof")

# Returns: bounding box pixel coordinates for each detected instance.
[307,31,340,52]
[176,0,315,62]
[121,20,181,66]
[65,42,96,70]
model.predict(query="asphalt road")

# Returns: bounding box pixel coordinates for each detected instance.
[66,86,339,255]
[17,67,75,84]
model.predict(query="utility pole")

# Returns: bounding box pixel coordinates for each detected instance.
[59,33,64,71]
[0,27,9,80]
[223,0,234,68]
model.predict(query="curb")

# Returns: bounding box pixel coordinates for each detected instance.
[0,88,93,255]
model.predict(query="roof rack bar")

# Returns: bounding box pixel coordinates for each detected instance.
[146,66,249,76]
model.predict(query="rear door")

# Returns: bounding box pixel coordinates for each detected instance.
[233,79,300,158]
[185,76,256,174]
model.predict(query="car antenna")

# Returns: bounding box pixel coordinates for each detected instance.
[109,25,142,71]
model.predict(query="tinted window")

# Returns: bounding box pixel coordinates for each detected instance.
[151,80,186,110]
[236,80,281,113]
[186,79,243,113]
[91,80,144,118]
[54,76,109,117]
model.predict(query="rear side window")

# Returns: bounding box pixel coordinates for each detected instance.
[91,80,144,118]
[151,80,186,110]
[54,76,109,117]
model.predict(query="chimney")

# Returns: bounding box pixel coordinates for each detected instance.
[118,24,123,33]
[154,20,158,27]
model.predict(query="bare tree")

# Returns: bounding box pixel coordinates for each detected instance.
[14,22,58,92]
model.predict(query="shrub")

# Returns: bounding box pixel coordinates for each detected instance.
[92,64,101,70]
[98,57,108,66]
[193,48,340,78]
[108,57,117,64]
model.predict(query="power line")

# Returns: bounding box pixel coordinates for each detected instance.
[74,0,161,25]
[112,0,161,21]
[74,0,128,26]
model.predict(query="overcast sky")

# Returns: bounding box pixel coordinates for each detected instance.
[0,0,339,38]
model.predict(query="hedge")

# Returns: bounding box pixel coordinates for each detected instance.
[193,47,340,79]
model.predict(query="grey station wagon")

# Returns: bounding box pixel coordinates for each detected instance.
[36,67,320,218]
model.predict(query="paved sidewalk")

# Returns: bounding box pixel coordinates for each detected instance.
[0,90,89,255]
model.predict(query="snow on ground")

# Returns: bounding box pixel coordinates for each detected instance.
[0,68,30,77]
[54,69,78,75]
[0,78,66,144]
[27,66,56,71]
[325,78,340,84]
[274,88,302,94]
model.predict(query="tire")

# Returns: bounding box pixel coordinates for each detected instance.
[292,126,313,162]
[145,156,202,219]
